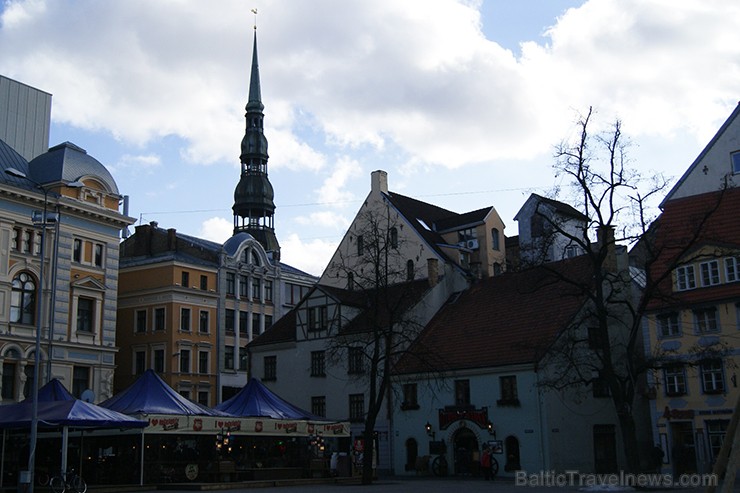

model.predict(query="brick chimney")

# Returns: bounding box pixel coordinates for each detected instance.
[427,258,439,287]
[597,226,616,272]
[371,170,388,194]
[167,228,177,251]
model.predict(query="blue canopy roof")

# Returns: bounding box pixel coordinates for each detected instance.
[0,379,147,429]
[100,369,225,416]
[214,378,324,420]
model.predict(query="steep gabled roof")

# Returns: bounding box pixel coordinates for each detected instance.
[646,186,740,311]
[514,193,588,222]
[435,206,493,232]
[394,256,593,374]
[661,102,740,206]
[249,279,432,347]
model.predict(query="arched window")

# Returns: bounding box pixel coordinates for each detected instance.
[10,272,36,325]
[389,227,398,248]
[491,228,500,251]
[252,249,261,266]
[347,272,354,290]
[406,260,414,281]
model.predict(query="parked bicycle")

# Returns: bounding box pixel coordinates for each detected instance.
[49,469,87,493]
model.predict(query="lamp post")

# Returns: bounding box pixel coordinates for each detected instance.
[4,167,83,493]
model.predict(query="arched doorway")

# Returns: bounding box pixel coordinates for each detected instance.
[504,435,521,471]
[405,438,418,471]
[452,427,478,475]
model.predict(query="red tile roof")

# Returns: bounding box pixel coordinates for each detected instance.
[394,256,594,374]
[646,187,740,311]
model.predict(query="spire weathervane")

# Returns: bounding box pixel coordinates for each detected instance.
[251,8,257,30]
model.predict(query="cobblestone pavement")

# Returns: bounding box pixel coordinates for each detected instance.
[138,474,738,493]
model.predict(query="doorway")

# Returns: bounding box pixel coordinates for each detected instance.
[670,422,697,475]
[405,438,418,471]
[504,435,521,471]
[452,428,479,475]
[593,424,618,473]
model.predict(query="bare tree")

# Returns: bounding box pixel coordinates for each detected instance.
[324,206,440,484]
[529,107,732,473]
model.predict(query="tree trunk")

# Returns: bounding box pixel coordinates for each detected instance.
[361,426,375,484]
[616,407,640,473]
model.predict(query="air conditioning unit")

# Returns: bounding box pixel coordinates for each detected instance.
[466,239,479,250]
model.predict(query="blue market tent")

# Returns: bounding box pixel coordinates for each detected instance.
[100,369,225,416]
[0,379,147,487]
[214,378,324,419]
[0,379,147,430]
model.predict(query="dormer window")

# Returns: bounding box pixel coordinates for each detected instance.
[676,265,696,291]
[700,260,720,286]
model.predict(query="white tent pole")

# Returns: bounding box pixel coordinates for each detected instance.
[1,429,6,488]
[139,430,145,485]
[60,427,68,474]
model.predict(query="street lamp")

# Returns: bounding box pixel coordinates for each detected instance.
[4,167,84,493]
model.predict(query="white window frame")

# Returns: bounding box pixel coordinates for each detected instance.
[701,360,725,394]
[725,257,739,283]
[731,151,740,175]
[694,307,719,333]
[664,366,687,396]
[657,312,680,338]
[700,260,720,287]
[676,265,696,291]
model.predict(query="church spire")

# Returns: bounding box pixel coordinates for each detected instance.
[232,25,280,261]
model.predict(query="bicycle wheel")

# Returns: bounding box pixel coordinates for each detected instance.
[491,457,499,478]
[49,475,65,493]
[71,475,87,493]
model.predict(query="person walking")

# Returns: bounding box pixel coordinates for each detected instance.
[481,445,492,480]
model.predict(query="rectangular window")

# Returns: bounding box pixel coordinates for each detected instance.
[93,243,104,267]
[707,420,729,461]
[153,349,165,373]
[311,351,326,377]
[224,346,235,370]
[312,396,326,417]
[2,362,16,399]
[226,272,235,295]
[348,347,364,374]
[135,351,146,375]
[357,235,364,256]
[179,349,191,374]
[154,307,165,331]
[402,383,418,410]
[73,238,82,262]
[135,310,147,333]
[700,260,720,286]
[701,360,725,393]
[498,376,519,405]
[225,309,235,334]
[72,366,90,398]
[455,379,470,406]
[179,390,190,400]
[657,312,680,338]
[200,275,208,291]
[239,347,248,370]
[725,257,739,283]
[664,366,687,396]
[181,271,190,287]
[265,315,273,330]
[239,311,249,336]
[732,151,740,174]
[199,310,209,333]
[694,307,719,333]
[349,393,364,422]
[252,278,261,301]
[198,391,209,406]
[198,351,209,374]
[180,308,191,332]
[264,281,273,302]
[263,355,277,381]
[676,265,696,291]
[592,374,610,398]
[252,313,261,336]
[455,380,470,406]
[239,275,249,297]
[308,306,328,331]
[76,297,94,333]
[23,365,34,398]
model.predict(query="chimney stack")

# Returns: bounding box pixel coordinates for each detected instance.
[371,170,388,194]
[427,258,439,287]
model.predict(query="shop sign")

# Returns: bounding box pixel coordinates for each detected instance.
[438,407,488,430]
[662,406,695,420]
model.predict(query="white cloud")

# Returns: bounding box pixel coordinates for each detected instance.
[295,211,352,230]
[280,233,339,277]
[198,217,232,243]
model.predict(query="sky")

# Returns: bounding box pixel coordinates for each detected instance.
[1,0,739,276]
